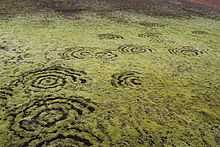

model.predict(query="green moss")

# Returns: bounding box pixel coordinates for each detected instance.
[0,9,219,146]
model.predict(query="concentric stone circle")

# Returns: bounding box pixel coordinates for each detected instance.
[118,44,153,54]
[95,51,118,61]
[60,47,94,60]
[168,46,207,57]
[20,126,103,147]
[10,65,92,92]
[111,71,144,89]
[97,33,124,40]
[8,95,97,139]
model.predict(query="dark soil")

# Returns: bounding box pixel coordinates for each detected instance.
[189,0,220,8]
[0,0,220,19]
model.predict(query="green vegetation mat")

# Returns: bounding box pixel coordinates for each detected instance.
[0,9,220,146]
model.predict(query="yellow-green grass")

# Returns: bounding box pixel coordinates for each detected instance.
[0,10,220,146]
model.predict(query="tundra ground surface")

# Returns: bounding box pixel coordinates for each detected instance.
[0,0,220,146]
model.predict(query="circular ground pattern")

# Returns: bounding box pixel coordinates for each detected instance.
[60,47,94,60]
[192,30,209,35]
[118,44,153,54]
[138,22,166,28]
[111,71,144,89]
[168,46,206,56]
[11,66,91,92]
[48,47,121,61]
[20,125,103,147]
[8,95,97,139]
[111,71,166,90]
[95,51,118,61]
[97,33,124,40]
[169,60,193,77]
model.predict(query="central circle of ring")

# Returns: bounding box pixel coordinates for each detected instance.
[31,75,66,89]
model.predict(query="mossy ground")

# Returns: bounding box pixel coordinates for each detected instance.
[0,6,220,147]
